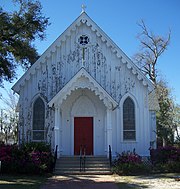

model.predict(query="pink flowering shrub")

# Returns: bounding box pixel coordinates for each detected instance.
[150,146,180,164]
[150,146,180,173]
[113,150,150,175]
[0,145,13,162]
[116,151,142,164]
[0,142,54,174]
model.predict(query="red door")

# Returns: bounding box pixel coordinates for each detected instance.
[74,117,93,155]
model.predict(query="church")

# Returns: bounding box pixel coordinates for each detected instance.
[12,9,158,158]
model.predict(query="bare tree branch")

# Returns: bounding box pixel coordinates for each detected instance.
[133,20,171,84]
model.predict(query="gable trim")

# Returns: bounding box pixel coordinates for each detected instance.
[48,68,118,110]
[12,12,154,94]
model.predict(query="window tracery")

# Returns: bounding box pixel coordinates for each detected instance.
[123,97,136,140]
[78,35,90,46]
[32,97,45,141]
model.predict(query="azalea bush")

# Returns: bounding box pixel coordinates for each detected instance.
[0,142,54,174]
[0,144,16,173]
[113,151,151,175]
[150,146,180,173]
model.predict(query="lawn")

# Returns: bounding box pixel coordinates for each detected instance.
[114,173,180,189]
[0,174,48,189]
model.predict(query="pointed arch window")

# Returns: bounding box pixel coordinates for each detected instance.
[32,97,45,141]
[123,97,136,141]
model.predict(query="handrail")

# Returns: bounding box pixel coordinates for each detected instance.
[80,145,86,172]
[53,145,58,170]
[83,146,86,171]
[80,145,82,171]
[109,145,112,167]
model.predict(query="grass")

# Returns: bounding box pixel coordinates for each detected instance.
[117,182,138,189]
[116,178,148,189]
[0,174,49,189]
[115,173,180,189]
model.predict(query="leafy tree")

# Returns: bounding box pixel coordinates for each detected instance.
[134,20,171,84]
[173,104,180,144]
[0,0,49,87]
[156,80,174,146]
[0,89,19,144]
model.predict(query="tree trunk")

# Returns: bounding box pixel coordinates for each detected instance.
[162,138,167,147]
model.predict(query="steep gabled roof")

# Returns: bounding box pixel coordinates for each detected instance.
[48,68,118,110]
[12,12,154,94]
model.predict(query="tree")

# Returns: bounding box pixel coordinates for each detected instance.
[0,0,49,87]
[134,20,171,84]
[173,104,180,144]
[134,20,175,147]
[0,89,19,144]
[156,80,175,146]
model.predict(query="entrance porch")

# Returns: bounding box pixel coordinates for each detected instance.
[48,68,118,157]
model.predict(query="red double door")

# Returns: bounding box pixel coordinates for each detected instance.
[74,117,93,155]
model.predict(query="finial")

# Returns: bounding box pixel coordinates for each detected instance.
[81,4,86,14]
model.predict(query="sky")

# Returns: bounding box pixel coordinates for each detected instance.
[0,0,180,108]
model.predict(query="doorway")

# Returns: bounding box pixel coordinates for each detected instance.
[74,117,93,155]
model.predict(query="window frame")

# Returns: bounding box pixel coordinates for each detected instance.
[32,97,45,142]
[122,96,137,142]
[76,34,91,47]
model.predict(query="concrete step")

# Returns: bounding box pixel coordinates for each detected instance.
[55,164,109,168]
[54,156,111,175]
[56,168,109,173]
[57,156,108,161]
[54,170,111,175]
[56,161,110,165]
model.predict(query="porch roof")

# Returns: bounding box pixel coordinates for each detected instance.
[48,68,118,110]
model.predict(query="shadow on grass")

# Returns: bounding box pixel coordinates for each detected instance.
[117,182,148,189]
[41,175,120,189]
[0,174,48,189]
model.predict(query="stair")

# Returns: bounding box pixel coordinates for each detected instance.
[54,156,111,175]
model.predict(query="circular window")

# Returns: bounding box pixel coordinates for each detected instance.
[78,35,90,46]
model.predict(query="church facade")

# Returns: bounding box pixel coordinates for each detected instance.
[12,12,157,157]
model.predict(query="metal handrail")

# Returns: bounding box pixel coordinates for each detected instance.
[53,145,58,170]
[83,146,86,171]
[109,145,112,167]
[80,145,86,172]
[80,145,82,171]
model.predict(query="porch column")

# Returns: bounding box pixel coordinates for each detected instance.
[54,106,60,158]
[106,109,112,158]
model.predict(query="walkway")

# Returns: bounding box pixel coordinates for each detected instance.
[41,175,119,189]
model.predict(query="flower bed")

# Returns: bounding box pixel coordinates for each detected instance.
[0,142,54,174]
[113,151,151,175]
[150,146,180,173]
[113,147,180,175]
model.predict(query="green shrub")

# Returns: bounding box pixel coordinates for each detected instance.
[150,146,180,164]
[22,142,51,152]
[150,146,180,173]
[153,162,180,173]
[113,151,151,175]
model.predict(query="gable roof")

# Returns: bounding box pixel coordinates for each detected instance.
[48,68,118,110]
[12,12,154,94]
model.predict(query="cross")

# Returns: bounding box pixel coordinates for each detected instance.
[81,4,86,13]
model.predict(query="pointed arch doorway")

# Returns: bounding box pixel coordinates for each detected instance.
[74,117,93,155]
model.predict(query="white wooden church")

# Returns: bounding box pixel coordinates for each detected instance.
[12,10,158,158]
